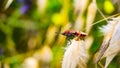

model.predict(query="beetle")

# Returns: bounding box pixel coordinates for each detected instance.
[61,30,87,42]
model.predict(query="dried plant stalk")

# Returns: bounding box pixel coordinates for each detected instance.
[74,0,89,15]
[86,1,97,34]
[4,0,13,10]
[74,0,89,30]
[74,16,85,30]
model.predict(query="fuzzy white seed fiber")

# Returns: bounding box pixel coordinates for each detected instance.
[62,39,88,68]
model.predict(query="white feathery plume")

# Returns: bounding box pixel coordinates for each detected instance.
[95,18,120,68]
[62,38,89,68]
[100,20,116,35]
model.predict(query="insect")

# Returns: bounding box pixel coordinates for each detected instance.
[61,30,87,42]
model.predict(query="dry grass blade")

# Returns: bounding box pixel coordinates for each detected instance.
[95,39,110,64]
[74,0,89,30]
[4,0,13,10]
[74,0,89,15]
[103,19,120,68]
[95,18,119,67]
[93,0,108,23]
[86,1,97,34]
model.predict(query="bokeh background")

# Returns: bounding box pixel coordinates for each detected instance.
[0,0,120,68]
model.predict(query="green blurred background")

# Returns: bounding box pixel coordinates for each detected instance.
[0,0,120,68]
